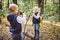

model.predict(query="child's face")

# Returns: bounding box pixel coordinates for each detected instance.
[35,8,41,13]
[34,8,39,13]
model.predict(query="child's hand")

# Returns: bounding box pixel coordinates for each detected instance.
[33,14,40,19]
[20,15,23,17]
[34,16,39,19]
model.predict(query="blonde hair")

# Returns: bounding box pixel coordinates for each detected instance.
[33,6,38,10]
[33,6,41,13]
[9,4,18,12]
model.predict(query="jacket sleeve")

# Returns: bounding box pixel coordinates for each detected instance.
[17,15,26,23]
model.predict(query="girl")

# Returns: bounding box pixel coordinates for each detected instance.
[32,6,41,40]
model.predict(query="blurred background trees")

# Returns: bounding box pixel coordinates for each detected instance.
[0,0,60,22]
[43,0,60,22]
[0,0,60,40]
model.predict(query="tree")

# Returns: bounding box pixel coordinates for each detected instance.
[38,0,44,14]
[7,0,9,7]
[13,0,17,4]
[38,0,44,7]
[0,0,2,10]
[0,0,2,23]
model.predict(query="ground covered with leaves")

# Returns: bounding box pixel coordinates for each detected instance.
[0,17,60,40]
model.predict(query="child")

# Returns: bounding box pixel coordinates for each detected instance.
[7,4,26,40]
[32,7,41,40]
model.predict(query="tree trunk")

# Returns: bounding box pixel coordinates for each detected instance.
[23,31,40,40]
[13,0,17,5]
[38,0,44,15]
[44,0,47,8]
[7,0,9,7]
[23,31,34,39]
[38,0,44,7]
[0,0,2,10]
[0,17,1,24]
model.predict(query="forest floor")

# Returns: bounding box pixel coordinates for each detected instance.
[0,17,60,40]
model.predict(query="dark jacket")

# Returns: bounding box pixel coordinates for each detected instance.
[32,13,40,24]
[7,14,22,34]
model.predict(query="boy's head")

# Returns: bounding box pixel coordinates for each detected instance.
[9,4,18,14]
[33,6,41,13]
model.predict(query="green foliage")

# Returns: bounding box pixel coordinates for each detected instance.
[0,0,60,22]
[0,0,37,16]
[43,0,60,22]
[17,0,37,16]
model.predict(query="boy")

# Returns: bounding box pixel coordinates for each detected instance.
[32,7,41,40]
[7,4,26,40]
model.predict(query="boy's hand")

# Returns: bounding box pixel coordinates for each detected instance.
[20,15,23,17]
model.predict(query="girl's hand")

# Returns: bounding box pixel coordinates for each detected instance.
[34,16,39,19]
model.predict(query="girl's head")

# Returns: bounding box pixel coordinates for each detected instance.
[33,6,41,13]
[9,4,18,14]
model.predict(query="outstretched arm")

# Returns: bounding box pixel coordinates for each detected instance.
[33,14,40,19]
[17,14,26,23]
